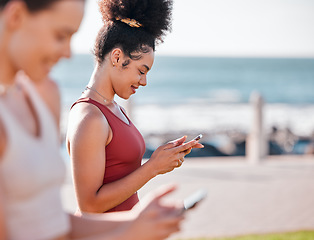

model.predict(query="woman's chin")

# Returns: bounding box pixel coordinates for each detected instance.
[23,70,49,84]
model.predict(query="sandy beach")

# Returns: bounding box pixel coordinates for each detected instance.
[61,154,314,239]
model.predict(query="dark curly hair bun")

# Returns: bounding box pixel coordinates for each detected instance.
[98,0,173,42]
[94,0,173,63]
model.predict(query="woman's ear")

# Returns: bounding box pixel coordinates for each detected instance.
[3,1,28,30]
[110,48,123,66]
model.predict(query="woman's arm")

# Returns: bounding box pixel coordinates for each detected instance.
[0,184,183,240]
[67,103,200,213]
[68,185,184,240]
[69,213,129,240]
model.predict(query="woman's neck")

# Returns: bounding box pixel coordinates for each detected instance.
[88,63,115,102]
[0,42,18,89]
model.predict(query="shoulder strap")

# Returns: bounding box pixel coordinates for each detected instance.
[71,97,116,119]
[71,98,133,128]
[18,73,58,142]
[71,97,91,109]
[0,101,16,138]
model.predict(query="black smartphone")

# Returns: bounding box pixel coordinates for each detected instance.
[192,134,203,141]
[183,189,207,211]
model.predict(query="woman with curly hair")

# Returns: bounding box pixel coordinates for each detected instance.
[66,0,203,214]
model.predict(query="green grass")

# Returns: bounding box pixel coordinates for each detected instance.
[176,230,314,240]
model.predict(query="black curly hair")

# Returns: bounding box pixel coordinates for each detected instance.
[94,0,173,64]
[0,0,85,11]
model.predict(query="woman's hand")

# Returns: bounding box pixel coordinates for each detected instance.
[127,185,184,240]
[147,136,204,175]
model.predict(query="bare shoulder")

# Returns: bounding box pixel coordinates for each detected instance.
[35,77,61,126]
[69,102,108,127]
[67,102,110,144]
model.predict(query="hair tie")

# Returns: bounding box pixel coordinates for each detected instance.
[115,17,143,28]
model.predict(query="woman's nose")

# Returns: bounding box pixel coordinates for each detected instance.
[139,75,147,86]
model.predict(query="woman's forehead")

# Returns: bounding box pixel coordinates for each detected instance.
[39,0,84,29]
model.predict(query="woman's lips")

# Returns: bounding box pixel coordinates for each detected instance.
[131,86,138,94]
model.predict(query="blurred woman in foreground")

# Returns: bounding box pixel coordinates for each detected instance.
[0,0,184,239]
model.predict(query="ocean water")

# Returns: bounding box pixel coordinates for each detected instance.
[51,54,314,139]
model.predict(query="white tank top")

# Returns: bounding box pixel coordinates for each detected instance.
[0,75,70,240]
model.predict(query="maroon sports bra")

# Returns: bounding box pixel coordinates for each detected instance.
[72,98,146,212]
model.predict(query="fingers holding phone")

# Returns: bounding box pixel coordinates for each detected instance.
[166,134,204,151]
[175,157,184,168]
[181,134,204,156]
[146,134,204,175]
[172,135,204,167]
[164,136,187,150]
[190,134,204,148]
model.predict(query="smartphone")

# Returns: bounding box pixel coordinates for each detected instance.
[183,189,207,211]
[192,134,203,141]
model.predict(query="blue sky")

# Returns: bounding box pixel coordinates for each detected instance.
[71,0,314,57]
